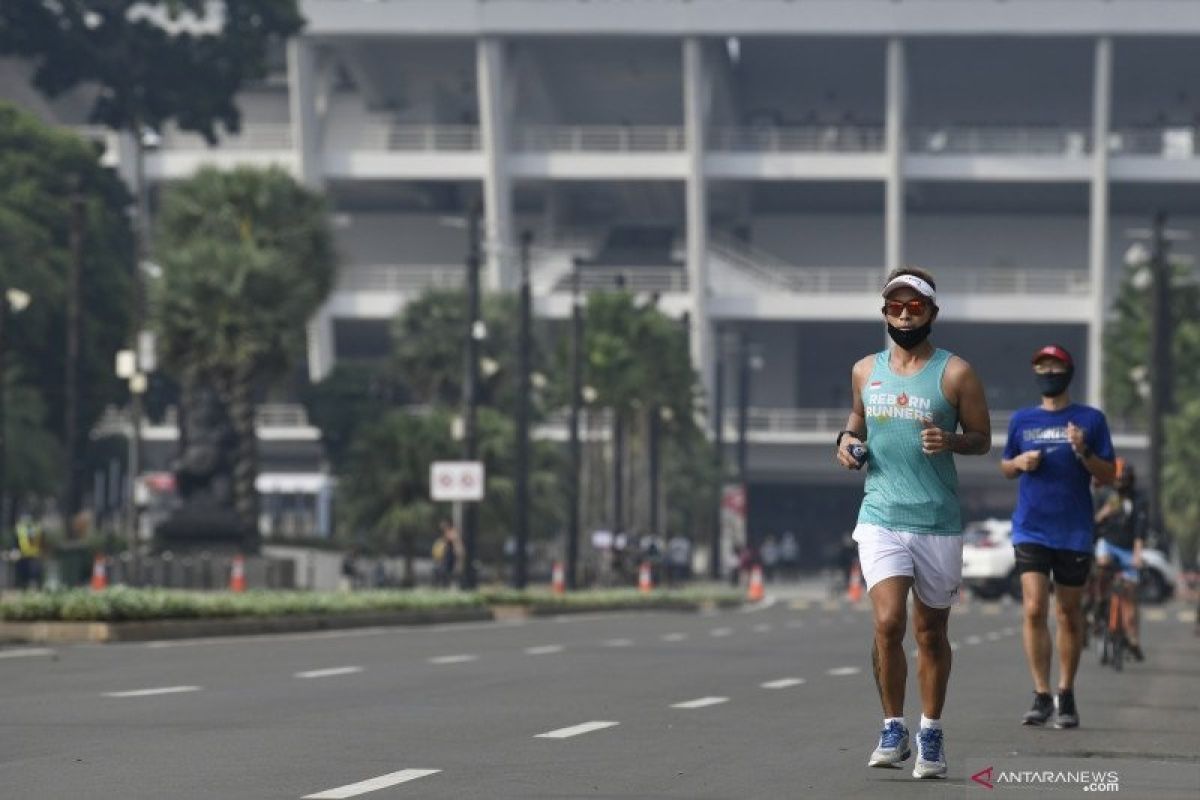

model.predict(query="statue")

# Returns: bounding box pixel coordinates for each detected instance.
[155,384,258,552]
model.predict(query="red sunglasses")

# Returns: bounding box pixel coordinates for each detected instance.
[882,298,930,317]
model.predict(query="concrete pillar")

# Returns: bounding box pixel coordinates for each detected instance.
[477,38,515,291]
[885,38,907,274]
[1087,37,1112,409]
[287,37,321,189]
[684,37,713,404]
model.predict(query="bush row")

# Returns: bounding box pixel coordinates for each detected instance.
[0,587,743,622]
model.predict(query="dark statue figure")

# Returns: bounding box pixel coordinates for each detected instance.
[155,384,258,552]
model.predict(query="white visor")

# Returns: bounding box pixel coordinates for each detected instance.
[882,274,937,304]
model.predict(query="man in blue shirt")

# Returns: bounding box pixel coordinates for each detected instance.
[1000,345,1115,729]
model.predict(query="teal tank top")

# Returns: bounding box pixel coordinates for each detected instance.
[857,348,962,535]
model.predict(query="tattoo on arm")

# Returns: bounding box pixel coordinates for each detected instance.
[871,640,884,705]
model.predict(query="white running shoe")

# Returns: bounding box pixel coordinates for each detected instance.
[911,726,948,779]
[867,720,911,768]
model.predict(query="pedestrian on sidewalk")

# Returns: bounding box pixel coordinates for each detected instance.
[835,268,992,779]
[1001,344,1115,729]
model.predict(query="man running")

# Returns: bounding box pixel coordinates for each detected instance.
[1000,345,1115,729]
[836,267,991,780]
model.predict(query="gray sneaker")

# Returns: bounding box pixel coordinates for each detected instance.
[868,720,911,768]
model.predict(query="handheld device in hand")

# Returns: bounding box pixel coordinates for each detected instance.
[849,443,868,469]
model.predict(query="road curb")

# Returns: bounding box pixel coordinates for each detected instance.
[0,599,745,643]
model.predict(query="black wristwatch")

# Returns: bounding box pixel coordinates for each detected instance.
[836,429,863,448]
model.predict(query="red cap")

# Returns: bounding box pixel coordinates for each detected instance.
[1031,344,1073,368]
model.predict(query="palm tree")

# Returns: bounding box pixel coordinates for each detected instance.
[338,409,456,585]
[154,166,334,538]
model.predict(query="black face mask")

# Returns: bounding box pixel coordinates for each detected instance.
[1036,369,1073,398]
[887,321,932,350]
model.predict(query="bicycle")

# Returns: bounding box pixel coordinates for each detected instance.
[1093,562,1136,672]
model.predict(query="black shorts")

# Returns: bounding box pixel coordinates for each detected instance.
[1014,543,1092,587]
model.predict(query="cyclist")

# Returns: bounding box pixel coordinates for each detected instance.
[1093,458,1147,661]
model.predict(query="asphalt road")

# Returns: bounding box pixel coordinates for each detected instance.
[1,591,1197,799]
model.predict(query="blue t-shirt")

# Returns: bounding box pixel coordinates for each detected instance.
[1004,404,1115,553]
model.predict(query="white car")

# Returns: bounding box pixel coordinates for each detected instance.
[960,518,1180,603]
[961,519,1019,600]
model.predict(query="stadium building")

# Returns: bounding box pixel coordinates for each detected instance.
[7,0,1195,557]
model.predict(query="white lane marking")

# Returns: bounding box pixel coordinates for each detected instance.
[534,720,620,739]
[982,605,1002,616]
[822,601,841,611]
[1179,610,1197,623]
[789,600,810,611]
[949,641,960,651]
[303,769,441,799]
[295,666,363,679]
[661,632,689,642]
[966,635,983,645]
[752,623,773,633]
[985,632,1001,641]
[428,654,478,665]
[709,627,733,638]
[1002,626,1017,636]
[671,696,729,709]
[103,685,201,698]
[761,678,806,690]
[1143,608,1167,622]
[0,647,55,660]
[602,638,634,648]
[785,620,805,629]
[524,645,564,655]
[826,666,861,677]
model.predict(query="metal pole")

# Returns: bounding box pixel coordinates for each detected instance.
[460,203,482,591]
[0,300,7,531]
[1148,210,1171,539]
[513,230,532,589]
[710,324,725,580]
[130,131,148,577]
[567,257,583,589]
[648,408,660,536]
[65,181,84,523]
[736,330,750,484]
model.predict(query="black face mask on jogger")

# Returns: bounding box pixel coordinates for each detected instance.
[887,322,932,351]
[1036,370,1073,398]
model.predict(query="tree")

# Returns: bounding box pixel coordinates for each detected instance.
[391,289,547,414]
[154,166,334,535]
[0,1,304,143]
[1105,251,1200,563]
[338,409,455,586]
[1164,400,1200,568]
[300,363,405,471]
[0,101,133,514]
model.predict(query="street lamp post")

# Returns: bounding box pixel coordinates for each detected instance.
[710,323,726,580]
[513,230,533,589]
[566,257,584,589]
[460,203,483,591]
[0,289,32,530]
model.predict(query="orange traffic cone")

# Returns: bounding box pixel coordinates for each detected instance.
[638,561,654,594]
[90,554,108,591]
[848,561,864,603]
[747,565,765,602]
[551,561,566,595]
[229,554,247,593]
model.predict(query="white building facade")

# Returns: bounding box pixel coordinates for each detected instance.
[12,0,1192,548]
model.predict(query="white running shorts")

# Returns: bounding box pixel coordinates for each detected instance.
[852,523,963,609]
